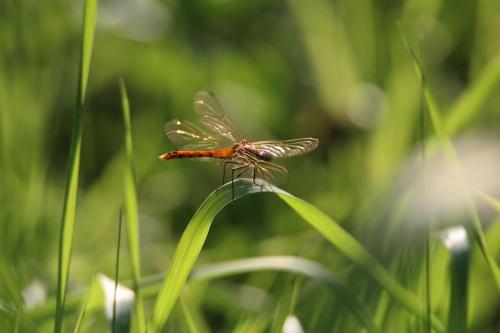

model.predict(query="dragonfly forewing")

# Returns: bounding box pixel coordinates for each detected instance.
[194,91,243,144]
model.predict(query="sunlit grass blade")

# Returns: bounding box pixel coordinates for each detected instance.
[476,191,500,214]
[147,179,441,332]
[54,0,98,332]
[445,55,500,135]
[400,34,500,293]
[73,274,99,333]
[118,78,145,332]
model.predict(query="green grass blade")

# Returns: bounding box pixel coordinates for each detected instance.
[477,191,500,214]
[400,34,500,293]
[118,78,145,332]
[275,192,443,332]
[445,55,500,135]
[270,277,300,333]
[146,180,264,333]
[54,0,98,332]
[171,254,378,332]
[73,274,99,333]
[440,228,470,333]
[147,179,442,332]
[180,297,200,333]
[112,208,124,333]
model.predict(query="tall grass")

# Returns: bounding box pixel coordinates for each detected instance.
[401,34,500,292]
[2,0,499,332]
[119,79,145,332]
[54,0,98,331]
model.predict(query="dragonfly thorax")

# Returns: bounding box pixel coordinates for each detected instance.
[234,140,273,162]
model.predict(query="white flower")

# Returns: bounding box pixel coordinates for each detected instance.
[98,273,135,320]
[283,315,304,333]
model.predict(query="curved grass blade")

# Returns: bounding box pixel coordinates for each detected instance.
[54,0,98,332]
[119,78,145,332]
[148,179,443,332]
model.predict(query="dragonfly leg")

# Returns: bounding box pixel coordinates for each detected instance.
[217,161,239,194]
[254,167,267,192]
[221,161,239,186]
[231,164,249,203]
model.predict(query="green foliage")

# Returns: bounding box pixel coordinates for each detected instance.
[1,0,500,332]
[148,180,383,333]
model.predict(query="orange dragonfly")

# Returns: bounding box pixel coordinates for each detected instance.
[159,91,319,188]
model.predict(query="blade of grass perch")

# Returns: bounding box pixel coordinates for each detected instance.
[400,33,500,293]
[119,78,145,332]
[147,179,442,332]
[54,0,98,332]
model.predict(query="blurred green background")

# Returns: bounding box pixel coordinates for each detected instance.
[1,0,499,331]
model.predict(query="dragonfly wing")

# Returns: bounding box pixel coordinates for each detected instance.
[164,119,221,150]
[250,138,319,159]
[255,161,288,184]
[194,91,243,144]
[233,161,287,185]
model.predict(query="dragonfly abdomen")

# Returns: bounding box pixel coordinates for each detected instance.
[159,147,233,160]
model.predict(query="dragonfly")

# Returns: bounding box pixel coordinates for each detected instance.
[159,91,319,194]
